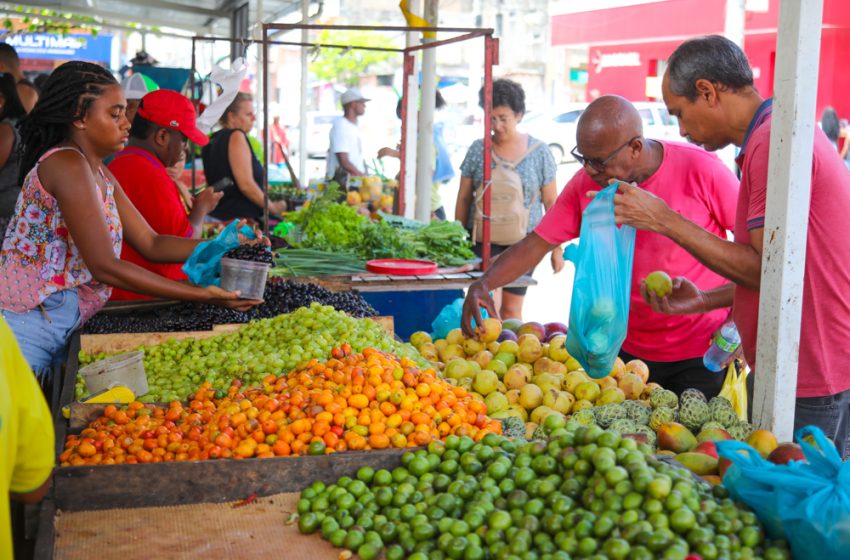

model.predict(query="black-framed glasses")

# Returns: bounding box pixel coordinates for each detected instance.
[571,136,640,172]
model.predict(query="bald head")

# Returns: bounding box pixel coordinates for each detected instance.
[572,96,657,187]
[577,95,643,146]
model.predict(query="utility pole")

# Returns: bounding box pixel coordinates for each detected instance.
[402,0,421,219]
[414,0,438,222]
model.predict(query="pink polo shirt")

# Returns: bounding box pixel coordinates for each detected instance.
[733,100,850,398]
[535,140,739,362]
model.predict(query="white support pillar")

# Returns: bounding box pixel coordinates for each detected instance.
[724,0,746,47]
[403,0,421,219]
[299,0,309,183]
[415,0,438,222]
[753,0,823,441]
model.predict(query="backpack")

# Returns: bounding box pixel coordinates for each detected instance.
[472,141,545,245]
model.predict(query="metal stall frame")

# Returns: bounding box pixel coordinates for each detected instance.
[253,23,498,268]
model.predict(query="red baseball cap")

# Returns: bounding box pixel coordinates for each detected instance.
[136,89,209,146]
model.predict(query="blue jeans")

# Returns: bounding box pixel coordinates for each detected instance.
[795,388,850,460]
[1,288,81,380]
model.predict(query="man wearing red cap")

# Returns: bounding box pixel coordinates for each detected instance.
[108,89,222,300]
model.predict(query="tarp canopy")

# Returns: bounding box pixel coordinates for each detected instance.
[9,0,304,36]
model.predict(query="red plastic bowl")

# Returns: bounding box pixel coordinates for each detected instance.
[366,259,438,276]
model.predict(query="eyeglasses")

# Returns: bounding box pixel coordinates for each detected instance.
[571,136,640,172]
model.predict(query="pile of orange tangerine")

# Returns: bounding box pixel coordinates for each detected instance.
[61,345,501,466]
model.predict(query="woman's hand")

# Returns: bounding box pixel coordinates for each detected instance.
[269,200,287,215]
[203,285,263,311]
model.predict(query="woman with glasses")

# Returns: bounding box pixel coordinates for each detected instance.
[455,79,561,320]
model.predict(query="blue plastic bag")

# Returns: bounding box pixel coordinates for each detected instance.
[430,298,488,340]
[717,426,850,559]
[563,182,636,378]
[182,221,256,287]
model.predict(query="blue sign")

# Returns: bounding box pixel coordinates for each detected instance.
[3,33,113,62]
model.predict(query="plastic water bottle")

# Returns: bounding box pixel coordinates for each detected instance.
[703,320,741,372]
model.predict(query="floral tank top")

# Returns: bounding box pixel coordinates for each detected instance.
[0,147,123,322]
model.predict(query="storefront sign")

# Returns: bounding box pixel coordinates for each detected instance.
[3,33,113,62]
[592,50,641,73]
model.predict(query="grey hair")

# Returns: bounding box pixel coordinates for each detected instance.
[667,35,754,101]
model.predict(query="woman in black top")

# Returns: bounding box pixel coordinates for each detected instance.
[202,92,285,221]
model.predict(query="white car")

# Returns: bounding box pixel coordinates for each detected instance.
[520,101,680,163]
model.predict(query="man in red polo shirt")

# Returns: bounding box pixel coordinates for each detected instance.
[610,35,850,458]
[462,95,740,398]
[109,89,222,300]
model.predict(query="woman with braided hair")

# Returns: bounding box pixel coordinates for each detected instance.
[0,61,260,380]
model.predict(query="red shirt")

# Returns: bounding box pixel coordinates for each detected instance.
[733,100,850,397]
[535,141,739,362]
[108,147,193,301]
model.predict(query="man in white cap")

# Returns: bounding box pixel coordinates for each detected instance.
[121,72,159,123]
[326,87,369,182]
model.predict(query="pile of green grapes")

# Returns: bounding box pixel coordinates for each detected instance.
[76,303,424,402]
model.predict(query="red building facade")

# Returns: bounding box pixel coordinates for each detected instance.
[550,0,850,118]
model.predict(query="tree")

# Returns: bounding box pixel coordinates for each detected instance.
[309,29,399,87]
[0,6,159,40]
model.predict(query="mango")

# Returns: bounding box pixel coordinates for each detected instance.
[657,422,698,453]
[692,440,719,459]
[675,452,719,476]
[696,427,733,443]
[746,429,779,459]
[767,442,806,465]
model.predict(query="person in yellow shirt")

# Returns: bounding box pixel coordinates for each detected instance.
[1,316,54,559]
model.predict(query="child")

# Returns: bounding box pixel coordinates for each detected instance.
[0,61,258,379]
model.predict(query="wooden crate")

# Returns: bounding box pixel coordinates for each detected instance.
[51,448,408,511]
[39,448,410,559]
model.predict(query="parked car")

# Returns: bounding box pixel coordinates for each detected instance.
[520,101,680,163]
[287,111,340,159]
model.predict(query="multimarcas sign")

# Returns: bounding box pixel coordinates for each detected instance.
[3,32,112,62]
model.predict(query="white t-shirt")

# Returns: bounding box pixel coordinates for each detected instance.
[326,116,364,179]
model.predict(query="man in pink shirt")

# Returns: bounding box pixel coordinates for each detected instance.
[462,95,740,397]
[611,35,850,458]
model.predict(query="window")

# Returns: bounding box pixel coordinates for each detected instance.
[638,108,655,126]
[658,107,677,127]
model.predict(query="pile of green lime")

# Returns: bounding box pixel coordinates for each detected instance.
[296,422,790,560]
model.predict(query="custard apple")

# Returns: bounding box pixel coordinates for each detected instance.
[711,405,739,428]
[623,400,652,426]
[728,422,754,441]
[700,421,726,432]
[571,409,597,427]
[594,404,627,428]
[681,388,707,404]
[610,418,639,434]
[531,424,548,441]
[649,406,677,431]
[708,396,734,412]
[679,399,710,432]
[649,388,679,410]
